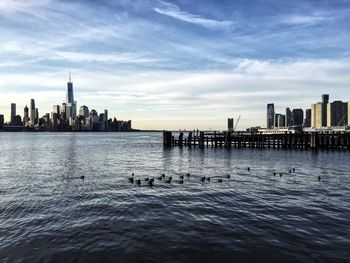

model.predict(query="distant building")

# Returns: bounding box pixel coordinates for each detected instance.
[52,105,61,119]
[327,101,348,126]
[10,103,16,125]
[274,114,285,128]
[0,114,4,129]
[304,109,311,127]
[104,109,108,131]
[322,94,329,127]
[292,109,303,126]
[79,105,89,118]
[267,103,275,129]
[66,72,77,119]
[30,99,35,127]
[311,102,323,128]
[35,108,39,125]
[348,101,350,126]
[227,118,234,132]
[285,108,292,127]
[23,105,29,126]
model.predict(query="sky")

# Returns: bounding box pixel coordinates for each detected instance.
[0,0,350,130]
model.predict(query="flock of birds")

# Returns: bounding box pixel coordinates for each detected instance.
[125,167,322,187]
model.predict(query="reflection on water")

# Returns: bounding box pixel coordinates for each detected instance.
[0,132,349,262]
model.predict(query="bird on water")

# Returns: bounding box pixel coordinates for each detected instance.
[217,179,223,183]
[165,176,172,183]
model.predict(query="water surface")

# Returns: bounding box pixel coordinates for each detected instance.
[0,132,349,262]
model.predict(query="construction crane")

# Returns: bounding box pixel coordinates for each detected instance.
[234,115,241,131]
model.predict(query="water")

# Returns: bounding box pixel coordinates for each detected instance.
[0,132,349,262]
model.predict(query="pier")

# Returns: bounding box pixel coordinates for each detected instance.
[163,131,350,150]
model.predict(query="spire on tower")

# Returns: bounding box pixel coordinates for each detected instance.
[69,71,71,82]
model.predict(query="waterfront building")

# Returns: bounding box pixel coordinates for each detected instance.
[322,94,329,127]
[267,103,275,129]
[51,113,58,129]
[104,109,108,131]
[52,105,61,119]
[66,72,77,119]
[79,105,89,118]
[35,108,39,125]
[274,114,285,128]
[327,101,348,127]
[348,101,350,126]
[10,103,16,124]
[30,99,35,127]
[285,107,292,127]
[23,105,29,126]
[292,109,304,126]
[227,118,234,132]
[61,103,67,120]
[0,114,4,129]
[304,109,311,127]
[311,102,323,128]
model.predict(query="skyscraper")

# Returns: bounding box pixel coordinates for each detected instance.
[67,71,74,104]
[285,107,292,127]
[35,108,39,124]
[30,99,35,127]
[66,72,77,119]
[292,109,304,126]
[267,103,275,129]
[304,109,311,127]
[348,101,350,126]
[227,118,234,132]
[0,114,4,129]
[322,94,329,127]
[327,101,348,126]
[23,105,29,126]
[311,102,322,128]
[79,105,89,118]
[10,103,16,124]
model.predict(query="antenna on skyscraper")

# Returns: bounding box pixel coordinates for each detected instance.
[69,70,71,82]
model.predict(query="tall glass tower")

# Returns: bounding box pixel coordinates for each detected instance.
[267,103,275,129]
[67,71,74,104]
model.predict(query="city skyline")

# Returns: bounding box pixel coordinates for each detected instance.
[1,0,350,130]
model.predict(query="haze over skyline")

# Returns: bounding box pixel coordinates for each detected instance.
[1,0,350,130]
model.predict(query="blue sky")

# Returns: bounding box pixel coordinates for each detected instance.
[0,0,350,129]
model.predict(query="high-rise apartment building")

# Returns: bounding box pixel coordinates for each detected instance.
[30,99,35,127]
[227,118,234,132]
[10,103,16,124]
[311,102,322,128]
[274,114,285,128]
[285,107,292,127]
[267,103,275,129]
[304,109,311,127]
[292,109,304,126]
[0,114,4,129]
[79,105,89,118]
[321,94,329,127]
[327,101,348,126]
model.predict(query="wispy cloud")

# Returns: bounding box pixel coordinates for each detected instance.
[154,1,234,29]
[281,13,331,26]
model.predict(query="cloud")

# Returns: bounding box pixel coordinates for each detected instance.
[154,1,234,29]
[281,13,331,26]
[1,58,350,129]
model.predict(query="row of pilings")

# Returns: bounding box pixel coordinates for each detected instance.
[163,131,350,150]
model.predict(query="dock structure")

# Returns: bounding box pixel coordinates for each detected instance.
[163,131,350,150]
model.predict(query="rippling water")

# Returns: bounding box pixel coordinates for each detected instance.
[0,132,349,262]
